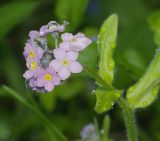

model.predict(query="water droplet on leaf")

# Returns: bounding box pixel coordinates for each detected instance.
[108,61,115,70]
[109,42,116,48]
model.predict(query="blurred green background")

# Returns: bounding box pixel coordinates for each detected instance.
[0,0,160,141]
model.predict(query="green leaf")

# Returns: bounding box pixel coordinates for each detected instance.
[148,11,160,47]
[98,14,118,87]
[0,1,37,38]
[148,11,160,32]
[94,89,121,113]
[55,0,89,30]
[127,49,160,109]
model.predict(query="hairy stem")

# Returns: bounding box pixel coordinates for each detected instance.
[117,97,138,141]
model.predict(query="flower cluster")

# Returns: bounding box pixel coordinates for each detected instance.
[23,21,92,92]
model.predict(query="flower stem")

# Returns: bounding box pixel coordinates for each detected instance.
[117,97,138,141]
[54,32,59,48]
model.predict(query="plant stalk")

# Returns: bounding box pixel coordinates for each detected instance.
[117,97,138,141]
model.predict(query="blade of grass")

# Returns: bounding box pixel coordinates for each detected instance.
[2,85,68,141]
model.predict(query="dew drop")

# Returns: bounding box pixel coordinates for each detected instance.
[142,101,148,107]
[101,28,107,32]
[91,90,96,94]
[152,89,158,96]
[108,61,115,70]
[109,42,116,48]
[48,21,59,30]
[63,21,69,26]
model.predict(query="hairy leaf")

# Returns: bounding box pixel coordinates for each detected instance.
[94,89,121,113]
[148,11,160,47]
[127,49,160,109]
[98,14,118,87]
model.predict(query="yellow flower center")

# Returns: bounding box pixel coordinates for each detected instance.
[44,74,52,81]
[29,51,35,58]
[30,61,37,70]
[61,59,70,66]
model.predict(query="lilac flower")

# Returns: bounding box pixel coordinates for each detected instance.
[23,21,91,93]
[23,40,44,60]
[49,48,82,80]
[23,59,40,79]
[36,67,60,92]
[61,33,92,51]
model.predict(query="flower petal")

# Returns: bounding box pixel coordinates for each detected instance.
[67,50,79,61]
[39,25,48,36]
[47,66,56,75]
[58,25,65,32]
[36,47,44,58]
[61,33,73,41]
[53,48,67,60]
[71,34,92,51]
[36,77,45,87]
[69,61,83,73]
[59,42,70,51]
[29,31,39,38]
[23,70,33,79]
[29,78,36,88]
[49,60,61,72]
[52,75,61,85]
[44,82,54,92]
[58,68,70,80]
